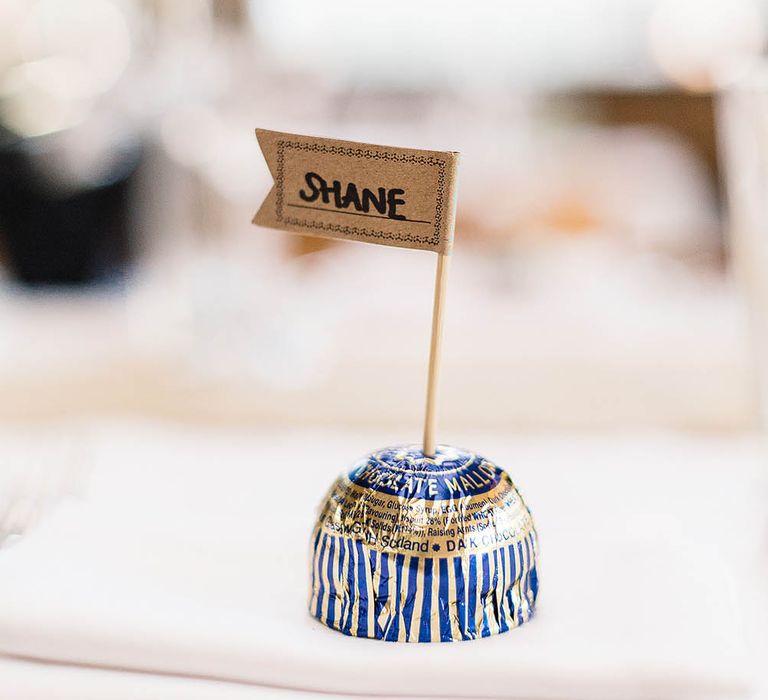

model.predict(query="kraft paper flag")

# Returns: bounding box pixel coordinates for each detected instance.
[252,129,459,254]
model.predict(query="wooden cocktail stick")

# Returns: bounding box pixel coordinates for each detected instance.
[423,252,450,457]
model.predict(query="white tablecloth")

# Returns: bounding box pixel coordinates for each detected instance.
[0,424,764,699]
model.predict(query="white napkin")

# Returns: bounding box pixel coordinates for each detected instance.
[0,423,761,699]
[0,656,373,700]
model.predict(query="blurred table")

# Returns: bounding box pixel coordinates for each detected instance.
[0,422,765,699]
[0,249,756,432]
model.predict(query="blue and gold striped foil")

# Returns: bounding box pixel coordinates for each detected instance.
[309,445,538,642]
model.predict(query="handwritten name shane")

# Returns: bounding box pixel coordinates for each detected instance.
[253,129,457,253]
[299,172,406,220]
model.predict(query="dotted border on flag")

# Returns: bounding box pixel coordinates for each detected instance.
[275,140,446,248]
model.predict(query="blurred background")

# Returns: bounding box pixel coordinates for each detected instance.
[0,0,767,433]
[2,1,768,698]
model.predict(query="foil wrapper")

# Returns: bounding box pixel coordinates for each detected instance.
[309,445,538,642]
